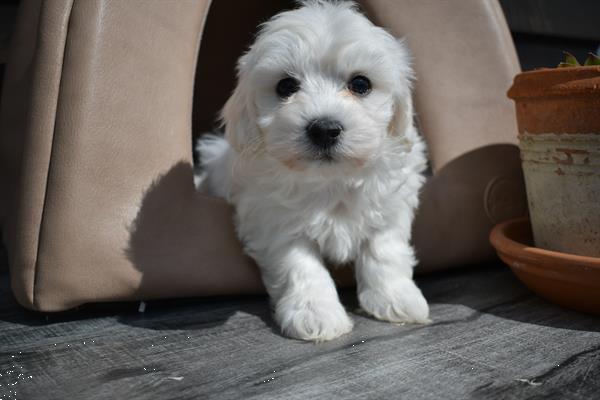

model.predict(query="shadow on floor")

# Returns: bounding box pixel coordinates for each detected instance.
[422,263,600,333]
[1,262,598,337]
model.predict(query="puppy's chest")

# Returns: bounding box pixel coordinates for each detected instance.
[303,190,387,264]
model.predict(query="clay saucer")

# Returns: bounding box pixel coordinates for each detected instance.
[490,218,600,315]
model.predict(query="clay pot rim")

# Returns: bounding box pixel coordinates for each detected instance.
[508,66,600,100]
[490,217,600,270]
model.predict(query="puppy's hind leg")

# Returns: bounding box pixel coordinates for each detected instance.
[257,239,354,341]
[356,229,430,324]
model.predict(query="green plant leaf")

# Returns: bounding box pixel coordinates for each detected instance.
[560,51,580,67]
[584,52,600,66]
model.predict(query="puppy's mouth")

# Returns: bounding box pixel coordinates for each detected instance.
[319,153,335,163]
[312,147,337,163]
[305,146,339,164]
[280,148,370,174]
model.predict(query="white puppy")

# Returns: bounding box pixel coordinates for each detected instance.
[197,0,429,341]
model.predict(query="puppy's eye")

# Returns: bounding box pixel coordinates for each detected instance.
[276,77,300,98]
[348,75,371,95]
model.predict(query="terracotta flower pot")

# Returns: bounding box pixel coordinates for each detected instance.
[508,66,600,257]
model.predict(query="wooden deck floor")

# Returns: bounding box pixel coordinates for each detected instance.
[1,262,599,400]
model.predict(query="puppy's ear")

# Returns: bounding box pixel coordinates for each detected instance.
[388,40,416,138]
[388,86,414,138]
[221,59,259,152]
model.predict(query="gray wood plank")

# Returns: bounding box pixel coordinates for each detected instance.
[1,263,599,400]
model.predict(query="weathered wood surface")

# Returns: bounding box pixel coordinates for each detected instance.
[1,263,599,400]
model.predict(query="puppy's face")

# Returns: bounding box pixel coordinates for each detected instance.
[223,2,414,175]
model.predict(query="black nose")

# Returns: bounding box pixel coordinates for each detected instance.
[305,119,343,149]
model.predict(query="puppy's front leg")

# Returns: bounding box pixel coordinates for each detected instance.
[356,230,429,324]
[258,240,353,341]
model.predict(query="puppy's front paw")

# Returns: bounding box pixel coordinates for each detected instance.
[359,277,429,324]
[275,297,353,341]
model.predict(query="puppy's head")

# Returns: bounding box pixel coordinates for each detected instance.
[223,1,414,175]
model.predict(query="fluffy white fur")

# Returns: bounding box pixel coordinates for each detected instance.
[197,1,429,341]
